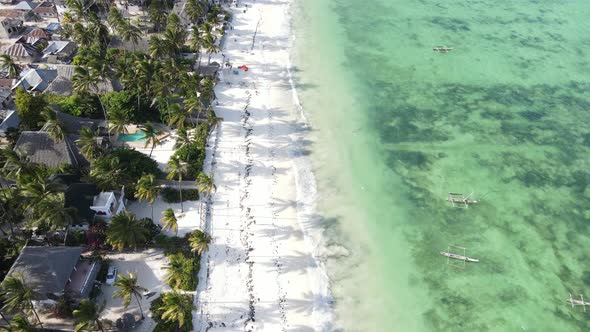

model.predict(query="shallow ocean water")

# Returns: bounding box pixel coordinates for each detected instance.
[292,0,590,331]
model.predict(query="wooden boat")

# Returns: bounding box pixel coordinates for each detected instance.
[567,293,590,312]
[440,251,479,263]
[433,46,454,53]
[447,192,478,208]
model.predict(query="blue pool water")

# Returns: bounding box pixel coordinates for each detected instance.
[116,131,147,142]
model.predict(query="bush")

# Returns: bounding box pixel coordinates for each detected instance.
[45,94,102,119]
[165,252,199,291]
[161,188,200,203]
[96,259,112,283]
[172,144,205,179]
[138,218,161,243]
[15,87,46,129]
[154,234,185,247]
[65,230,86,246]
[90,148,164,198]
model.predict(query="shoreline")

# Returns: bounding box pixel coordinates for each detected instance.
[195,0,332,330]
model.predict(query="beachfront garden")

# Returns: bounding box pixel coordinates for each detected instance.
[0,0,228,329]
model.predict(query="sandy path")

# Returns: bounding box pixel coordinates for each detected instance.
[194,0,329,331]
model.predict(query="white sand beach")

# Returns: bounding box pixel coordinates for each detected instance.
[194,0,332,331]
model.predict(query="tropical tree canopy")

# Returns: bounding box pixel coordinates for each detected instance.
[188,229,211,256]
[196,172,216,197]
[113,272,147,318]
[156,292,195,328]
[0,54,20,78]
[106,212,150,251]
[76,127,103,160]
[161,208,178,235]
[72,299,104,332]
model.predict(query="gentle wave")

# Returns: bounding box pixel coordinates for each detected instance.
[286,19,334,332]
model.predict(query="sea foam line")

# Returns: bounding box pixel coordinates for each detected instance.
[285,6,334,331]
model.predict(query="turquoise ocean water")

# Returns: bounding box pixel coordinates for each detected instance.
[291,0,590,330]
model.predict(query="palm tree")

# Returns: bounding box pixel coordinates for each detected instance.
[156,292,195,328]
[197,171,216,196]
[199,77,216,102]
[72,66,109,137]
[0,273,43,329]
[72,22,93,47]
[185,0,204,22]
[174,127,192,149]
[183,94,202,121]
[161,208,178,236]
[120,22,142,51]
[166,156,187,212]
[88,13,110,47]
[196,172,216,221]
[107,7,125,33]
[73,300,104,332]
[202,33,220,64]
[0,55,20,78]
[1,149,32,180]
[148,35,167,59]
[90,156,123,190]
[113,273,147,319]
[7,314,36,332]
[36,194,77,231]
[76,127,103,160]
[107,107,130,134]
[166,102,187,129]
[140,122,161,157]
[133,59,156,112]
[40,108,65,142]
[188,229,211,256]
[106,212,150,251]
[206,109,223,135]
[189,25,203,54]
[163,16,187,57]
[163,254,184,289]
[135,174,159,220]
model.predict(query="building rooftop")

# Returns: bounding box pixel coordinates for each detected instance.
[4,246,83,300]
[93,192,112,207]
[14,131,85,168]
[13,0,37,10]
[12,68,56,92]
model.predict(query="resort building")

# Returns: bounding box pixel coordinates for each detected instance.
[3,246,101,305]
[14,131,86,168]
[90,186,126,220]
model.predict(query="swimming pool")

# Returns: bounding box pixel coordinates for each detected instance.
[116,131,147,142]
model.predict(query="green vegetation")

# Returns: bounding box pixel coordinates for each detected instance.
[90,148,163,196]
[113,273,147,318]
[0,0,231,328]
[161,188,200,203]
[161,208,179,236]
[150,292,195,331]
[106,212,150,251]
[14,87,47,129]
[73,300,105,332]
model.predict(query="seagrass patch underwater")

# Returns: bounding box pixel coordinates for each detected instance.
[293,0,590,330]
